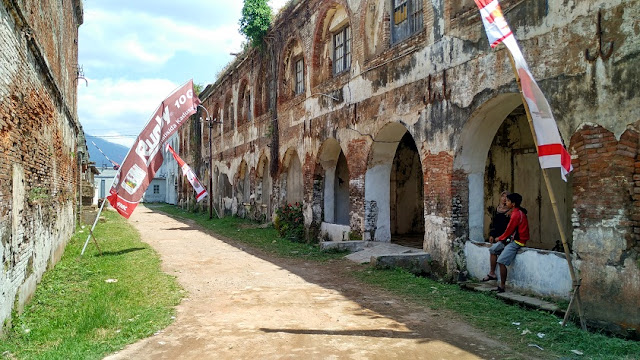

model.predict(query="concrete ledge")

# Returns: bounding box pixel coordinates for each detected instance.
[320,222,350,242]
[320,240,366,252]
[371,254,432,275]
[464,240,572,299]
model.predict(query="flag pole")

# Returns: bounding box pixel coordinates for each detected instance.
[507,53,587,330]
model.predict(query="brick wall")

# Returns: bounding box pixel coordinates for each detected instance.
[0,0,82,331]
[570,124,640,328]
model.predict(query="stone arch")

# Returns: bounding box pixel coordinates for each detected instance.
[454,93,571,250]
[282,148,304,205]
[237,78,251,127]
[256,152,272,220]
[364,122,424,245]
[223,91,234,133]
[217,165,233,215]
[212,165,220,213]
[279,36,307,102]
[254,60,268,118]
[317,138,351,225]
[361,0,388,61]
[311,0,352,87]
[211,102,222,137]
[236,159,250,205]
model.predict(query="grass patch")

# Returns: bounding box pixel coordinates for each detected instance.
[0,210,183,360]
[354,268,640,360]
[151,204,347,262]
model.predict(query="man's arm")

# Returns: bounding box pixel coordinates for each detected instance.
[497,210,520,242]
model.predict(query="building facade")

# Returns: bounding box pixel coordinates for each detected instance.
[0,0,85,331]
[181,0,639,331]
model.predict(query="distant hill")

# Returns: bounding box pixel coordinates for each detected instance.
[86,135,130,168]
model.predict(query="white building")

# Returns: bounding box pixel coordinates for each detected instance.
[93,134,181,205]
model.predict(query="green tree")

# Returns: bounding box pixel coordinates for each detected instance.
[193,83,203,95]
[239,0,272,48]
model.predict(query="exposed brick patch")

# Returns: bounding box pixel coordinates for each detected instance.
[422,151,453,218]
[451,169,469,241]
[570,126,638,249]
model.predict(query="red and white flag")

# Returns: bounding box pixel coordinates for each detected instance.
[108,80,201,218]
[165,144,208,202]
[475,0,573,180]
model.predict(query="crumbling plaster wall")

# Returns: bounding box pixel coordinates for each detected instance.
[0,0,82,332]
[194,0,640,328]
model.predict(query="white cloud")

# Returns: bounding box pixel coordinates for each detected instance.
[78,1,291,150]
[81,9,245,72]
[79,78,180,147]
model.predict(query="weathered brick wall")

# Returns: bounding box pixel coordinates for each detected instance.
[570,125,640,328]
[190,0,640,328]
[0,0,82,332]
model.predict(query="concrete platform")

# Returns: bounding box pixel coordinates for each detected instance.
[321,241,430,275]
[337,241,427,264]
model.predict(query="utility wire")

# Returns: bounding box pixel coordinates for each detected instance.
[90,141,120,170]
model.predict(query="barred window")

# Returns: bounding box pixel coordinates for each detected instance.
[295,58,304,95]
[333,26,351,75]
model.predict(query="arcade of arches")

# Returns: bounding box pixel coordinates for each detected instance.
[186,0,640,330]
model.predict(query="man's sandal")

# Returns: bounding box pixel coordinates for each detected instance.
[481,274,497,282]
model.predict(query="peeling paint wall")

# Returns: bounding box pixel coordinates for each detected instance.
[188,0,640,329]
[0,0,82,332]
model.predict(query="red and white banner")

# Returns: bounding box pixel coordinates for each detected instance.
[165,144,208,202]
[475,0,573,180]
[108,80,201,218]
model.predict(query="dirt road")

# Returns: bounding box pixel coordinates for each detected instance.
[104,206,525,359]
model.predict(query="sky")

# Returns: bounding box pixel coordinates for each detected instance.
[78,0,287,148]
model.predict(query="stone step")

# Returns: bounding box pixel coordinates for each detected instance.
[371,253,432,276]
[461,282,564,315]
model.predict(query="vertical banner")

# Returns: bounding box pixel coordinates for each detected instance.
[165,144,208,202]
[474,0,573,180]
[108,80,201,218]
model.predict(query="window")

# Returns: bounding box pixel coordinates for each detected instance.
[394,0,407,25]
[410,0,423,32]
[153,184,160,194]
[391,0,423,44]
[333,26,351,75]
[295,58,304,95]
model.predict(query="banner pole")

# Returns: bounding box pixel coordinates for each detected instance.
[507,53,587,330]
[81,169,120,256]
[81,192,108,255]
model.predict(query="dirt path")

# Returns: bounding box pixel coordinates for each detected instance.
[104,206,527,360]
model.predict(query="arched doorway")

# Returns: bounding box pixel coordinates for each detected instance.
[365,123,424,247]
[455,94,571,249]
[283,149,303,204]
[256,154,271,220]
[317,139,350,225]
[391,132,424,247]
[485,106,571,249]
